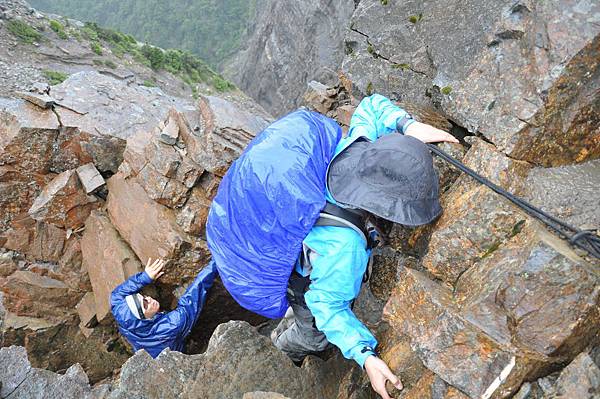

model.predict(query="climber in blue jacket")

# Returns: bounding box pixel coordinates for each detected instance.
[110,258,217,358]
[270,95,459,398]
[207,93,458,399]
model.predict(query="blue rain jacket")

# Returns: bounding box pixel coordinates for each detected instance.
[110,260,217,358]
[206,94,410,366]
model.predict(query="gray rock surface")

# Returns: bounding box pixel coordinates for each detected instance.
[224,0,355,116]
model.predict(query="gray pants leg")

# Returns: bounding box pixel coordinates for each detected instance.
[271,273,331,362]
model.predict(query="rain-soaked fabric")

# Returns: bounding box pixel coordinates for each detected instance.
[206,95,412,320]
[110,260,217,358]
[206,109,342,318]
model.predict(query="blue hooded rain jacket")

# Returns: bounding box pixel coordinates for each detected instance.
[110,260,217,358]
[207,94,411,367]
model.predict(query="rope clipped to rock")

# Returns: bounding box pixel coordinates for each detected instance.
[427,144,600,260]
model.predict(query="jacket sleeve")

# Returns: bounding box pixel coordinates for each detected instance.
[303,227,377,368]
[110,271,153,308]
[162,260,218,339]
[347,93,413,142]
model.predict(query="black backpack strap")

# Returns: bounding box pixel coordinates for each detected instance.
[315,203,369,246]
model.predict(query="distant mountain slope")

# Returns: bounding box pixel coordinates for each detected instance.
[27,0,256,69]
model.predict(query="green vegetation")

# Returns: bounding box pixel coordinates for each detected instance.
[441,86,453,95]
[392,63,410,70]
[28,0,257,68]
[43,70,68,85]
[142,79,156,87]
[366,82,374,96]
[7,20,42,44]
[381,0,389,5]
[409,13,423,24]
[104,59,117,69]
[367,43,375,56]
[508,220,526,239]
[481,240,501,258]
[79,22,234,92]
[49,19,68,39]
[90,41,103,55]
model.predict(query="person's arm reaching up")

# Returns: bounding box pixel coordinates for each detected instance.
[164,260,218,339]
[110,257,165,308]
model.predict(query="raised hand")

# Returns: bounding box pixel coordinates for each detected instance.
[405,120,459,144]
[145,258,166,280]
[364,355,403,399]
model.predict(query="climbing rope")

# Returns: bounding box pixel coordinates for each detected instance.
[427,144,600,260]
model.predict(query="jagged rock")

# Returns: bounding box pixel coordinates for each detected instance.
[0,251,17,277]
[336,104,355,128]
[384,267,539,399]
[1,216,66,262]
[75,291,97,337]
[81,210,142,322]
[158,115,179,145]
[341,0,600,166]
[304,81,336,114]
[455,222,599,359]
[421,139,532,286]
[15,90,55,109]
[540,347,600,398]
[106,172,210,285]
[0,346,31,398]
[224,0,355,116]
[0,270,81,319]
[76,163,105,194]
[28,169,100,230]
[2,316,130,384]
[184,321,331,399]
[175,185,214,237]
[525,158,600,231]
[401,370,470,399]
[186,95,270,176]
[109,349,202,399]
[243,393,290,399]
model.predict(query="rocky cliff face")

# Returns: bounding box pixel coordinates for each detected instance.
[1,0,599,398]
[223,0,356,117]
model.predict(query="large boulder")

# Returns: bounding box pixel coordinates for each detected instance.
[80,210,142,322]
[341,0,600,166]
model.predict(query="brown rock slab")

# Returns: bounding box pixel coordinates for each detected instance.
[384,267,539,399]
[81,209,142,322]
[106,172,210,285]
[0,270,81,319]
[243,393,291,399]
[76,291,97,337]
[422,139,532,286]
[28,169,100,230]
[402,370,470,399]
[336,104,355,127]
[548,347,600,399]
[455,222,600,358]
[2,216,66,263]
[181,95,270,176]
[15,91,55,109]
[76,163,105,194]
[303,81,335,114]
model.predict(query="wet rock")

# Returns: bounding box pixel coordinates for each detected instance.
[28,169,100,230]
[106,172,210,286]
[224,0,355,116]
[15,90,55,109]
[384,267,539,399]
[401,370,470,399]
[455,222,599,358]
[184,321,330,398]
[422,139,532,286]
[187,95,270,176]
[108,349,202,399]
[243,393,290,399]
[304,81,336,114]
[525,158,600,231]
[543,347,600,398]
[0,270,81,319]
[75,291,97,337]
[76,163,105,194]
[0,346,31,398]
[81,210,142,322]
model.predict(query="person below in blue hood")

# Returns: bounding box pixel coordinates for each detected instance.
[110,258,217,358]
[268,95,459,399]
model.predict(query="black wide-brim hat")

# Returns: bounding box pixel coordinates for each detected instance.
[328,134,442,226]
